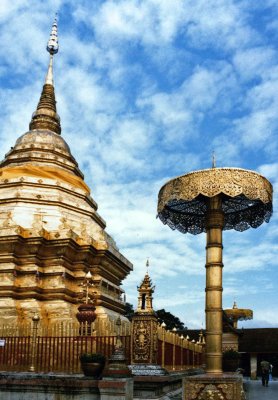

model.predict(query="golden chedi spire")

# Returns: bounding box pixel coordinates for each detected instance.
[29,16,61,135]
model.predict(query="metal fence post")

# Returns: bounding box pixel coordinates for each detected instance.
[161,322,166,368]
[172,327,177,370]
[180,334,184,370]
[29,314,40,372]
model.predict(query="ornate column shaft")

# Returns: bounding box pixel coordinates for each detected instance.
[205,195,224,373]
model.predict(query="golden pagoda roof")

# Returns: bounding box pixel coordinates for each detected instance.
[138,272,154,292]
[137,260,155,293]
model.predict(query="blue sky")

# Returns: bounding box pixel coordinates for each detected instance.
[0,0,278,328]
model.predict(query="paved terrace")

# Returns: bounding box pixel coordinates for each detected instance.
[244,379,278,400]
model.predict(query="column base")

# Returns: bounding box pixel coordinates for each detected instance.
[183,373,245,400]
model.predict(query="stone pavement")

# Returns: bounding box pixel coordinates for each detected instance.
[244,379,278,400]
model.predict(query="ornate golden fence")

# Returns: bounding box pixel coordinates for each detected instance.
[0,320,203,373]
[0,319,131,373]
[0,334,131,373]
[157,325,204,370]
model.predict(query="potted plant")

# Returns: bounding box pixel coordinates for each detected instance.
[79,353,106,377]
[222,349,241,372]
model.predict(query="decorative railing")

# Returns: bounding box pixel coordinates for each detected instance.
[157,325,204,370]
[0,334,131,373]
[0,320,203,373]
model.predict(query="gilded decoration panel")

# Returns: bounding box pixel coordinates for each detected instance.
[186,382,235,400]
[132,318,157,364]
[184,377,245,400]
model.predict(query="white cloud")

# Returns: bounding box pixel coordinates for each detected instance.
[86,0,258,53]
[233,47,276,81]
[241,310,278,328]
[0,0,28,20]
[90,0,186,45]
[183,0,257,51]
[224,237,277,274]
[237,109,277,148]
[137,63,239,146]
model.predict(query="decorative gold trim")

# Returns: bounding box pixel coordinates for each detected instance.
[158,168,272,210]
[158,168,272,234]
[0,165,90,193]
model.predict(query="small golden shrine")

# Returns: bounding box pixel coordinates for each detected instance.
[131,260,158,365]
[0,18,132,325]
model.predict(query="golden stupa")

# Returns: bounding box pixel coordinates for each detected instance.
[0,18,132,325]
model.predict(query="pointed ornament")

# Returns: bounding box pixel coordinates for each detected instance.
[29,15,61,135]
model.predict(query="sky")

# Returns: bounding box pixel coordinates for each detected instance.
[0,0,277,329]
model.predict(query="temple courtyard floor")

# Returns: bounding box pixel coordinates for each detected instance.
[244,379,278,400]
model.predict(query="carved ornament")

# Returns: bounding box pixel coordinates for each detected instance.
[132,318,157,363]
[158,168,273,234]
[186,382,235,400]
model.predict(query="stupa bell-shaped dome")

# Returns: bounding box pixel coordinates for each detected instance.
[1,129,83,179]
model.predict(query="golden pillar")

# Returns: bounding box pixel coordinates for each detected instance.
[194,341,197,367]
[161,322,166,368]
[172,327,177,370]
[205,195,224,373]
[180,334,184,370]
[29,313,40,372]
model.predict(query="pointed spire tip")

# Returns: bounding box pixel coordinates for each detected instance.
[29,16,61,134]
[47,15,59,55]
[146,258,150,274]
[212,151,216,168]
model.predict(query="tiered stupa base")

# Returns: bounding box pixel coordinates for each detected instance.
[0,228,131,327]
